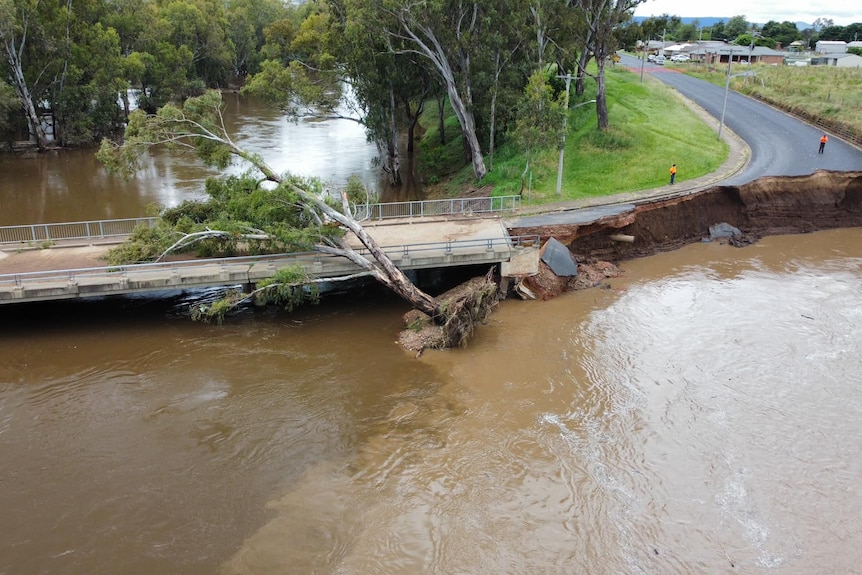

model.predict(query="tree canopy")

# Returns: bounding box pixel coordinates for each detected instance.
[3,0,656,185]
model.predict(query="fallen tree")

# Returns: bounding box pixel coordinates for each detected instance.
[98,90,444,323]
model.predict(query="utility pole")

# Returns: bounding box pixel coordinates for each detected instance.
[556,73,572,197]
[555,71,595,197]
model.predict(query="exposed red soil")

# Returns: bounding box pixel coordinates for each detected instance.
[509,170,862,300]
[511,170,862,263]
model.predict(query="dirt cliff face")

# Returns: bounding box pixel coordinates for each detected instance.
[508,170,862,301]
[512,171,862,263]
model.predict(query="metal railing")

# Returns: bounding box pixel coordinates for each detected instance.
[355,195,520,220]
[0,234,540,289]
[0,217,159,245]
[0,196,522,245]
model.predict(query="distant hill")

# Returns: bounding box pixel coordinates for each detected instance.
[631,16,813,29]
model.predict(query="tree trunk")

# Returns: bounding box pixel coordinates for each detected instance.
[401,79,428,156]
[121,90,131,119]
[262,170,442,320]
[385,87,402,186]
[319,195,441,319]
[446,82,486,180]
[575,49,590,97]
[4,40,49,151]
[595,58,609,130]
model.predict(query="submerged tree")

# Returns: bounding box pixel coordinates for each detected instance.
[98,90,442,322]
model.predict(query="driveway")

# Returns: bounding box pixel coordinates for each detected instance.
[619,53,862,184]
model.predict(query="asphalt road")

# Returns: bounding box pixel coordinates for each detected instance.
[619,53,862,185]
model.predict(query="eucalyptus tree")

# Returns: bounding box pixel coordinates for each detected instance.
[225,0,290,78]
[573,0,645,130]
[336,0,435,184]
[51,21,128,145]
[98,90,444,321]
[376,0,494,181]
[157,0,235,88]
[0,0,50,150]
[243,0,432,187]
[463,0,533,172]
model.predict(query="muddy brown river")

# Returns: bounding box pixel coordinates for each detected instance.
[0,93,419,226]
[2,227,861,574]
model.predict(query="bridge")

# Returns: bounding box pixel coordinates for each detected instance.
[0,196,541,305]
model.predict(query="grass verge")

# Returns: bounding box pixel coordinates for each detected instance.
[419,64,728,205]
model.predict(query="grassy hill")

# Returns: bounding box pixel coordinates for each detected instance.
[419,64,728,206]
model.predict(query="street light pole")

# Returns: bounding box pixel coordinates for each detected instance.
[555,82,596,196]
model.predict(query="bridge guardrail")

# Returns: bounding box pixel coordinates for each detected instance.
[1,196,522,246]
[0,217,159,245]
[355,196,521,220]
[0,235,540,289]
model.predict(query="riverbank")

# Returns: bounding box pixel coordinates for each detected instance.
[509,170,862,301]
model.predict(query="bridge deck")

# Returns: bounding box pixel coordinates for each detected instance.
[0,217,528,304]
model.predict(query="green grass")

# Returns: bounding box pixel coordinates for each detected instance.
[419,65,728,205]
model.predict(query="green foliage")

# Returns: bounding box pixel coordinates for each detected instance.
[189,264,318,323]
[98,91,237,176]
[512,71,567,158]
[107,172,346,264]
[0,80,19,142]
[190,294,239,324]
[104,222,178,265]
[257,265,319,310]
[344,174,378,206]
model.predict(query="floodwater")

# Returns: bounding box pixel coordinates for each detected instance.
[2,227,861,574]
[0,94,420,226]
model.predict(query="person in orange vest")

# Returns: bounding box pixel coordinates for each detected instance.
[818,134,828,154]
[669,163,677,184]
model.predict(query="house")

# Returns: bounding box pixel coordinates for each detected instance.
[689,44,784,66]
[664,43,696,58]
[815,40,847,54]
[646,40,668,55]
[819,53,862,68]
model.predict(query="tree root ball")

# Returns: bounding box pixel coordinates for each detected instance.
[398,272,500,355]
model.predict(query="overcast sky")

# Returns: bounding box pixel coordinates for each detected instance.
[633,0,861,27]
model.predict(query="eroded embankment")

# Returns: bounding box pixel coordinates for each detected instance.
[513,170,862,262]
[504,170,862,301]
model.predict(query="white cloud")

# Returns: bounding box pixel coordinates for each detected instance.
[633,0,861,26]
